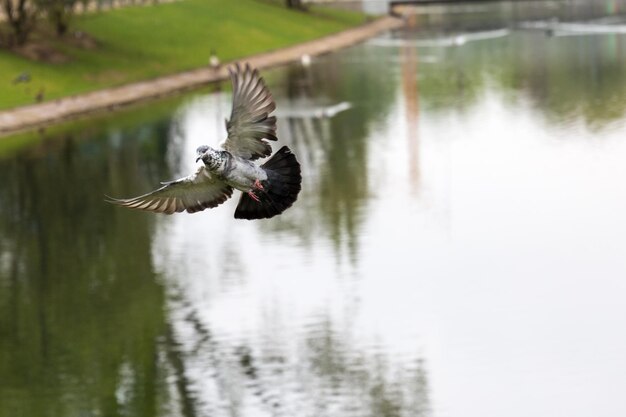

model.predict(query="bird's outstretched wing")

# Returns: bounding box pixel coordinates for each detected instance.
[107,165,233,214]
[222,63,277,161]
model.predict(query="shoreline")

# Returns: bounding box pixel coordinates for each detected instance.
[0,15,403,137]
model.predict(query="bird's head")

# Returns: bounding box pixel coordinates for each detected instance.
[196,145,223,169]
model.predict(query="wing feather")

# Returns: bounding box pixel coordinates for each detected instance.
[223,63,278,160]
[107,165,233,214]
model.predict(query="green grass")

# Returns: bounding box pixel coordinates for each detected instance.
[0,0,365,110]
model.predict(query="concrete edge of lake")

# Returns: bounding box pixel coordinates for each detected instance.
[0,15,404,137]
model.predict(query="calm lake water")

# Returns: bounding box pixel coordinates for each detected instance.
[2,2,626,417]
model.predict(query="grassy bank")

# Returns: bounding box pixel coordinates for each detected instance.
[0,0,364,110]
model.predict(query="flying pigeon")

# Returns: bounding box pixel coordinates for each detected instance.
[108,63,301,220]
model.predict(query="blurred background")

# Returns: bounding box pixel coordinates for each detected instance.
[1,1,626,416]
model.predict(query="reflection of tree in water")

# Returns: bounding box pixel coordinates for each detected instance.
[0,121,182,417]
[506,33,626,129]
[165,293,431,417]
[302,318,430,417]
[263,52,397,260]
[415,29,626,128]
[409,0,626,33]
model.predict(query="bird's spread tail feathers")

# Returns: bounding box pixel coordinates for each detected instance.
[234,146,301,220]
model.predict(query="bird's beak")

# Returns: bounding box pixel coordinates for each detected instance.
[196,155,202,163]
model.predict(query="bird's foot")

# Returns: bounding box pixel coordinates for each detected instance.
[247,191,261,203]
[253,179,265,191]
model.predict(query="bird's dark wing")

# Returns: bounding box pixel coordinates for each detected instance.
[107,165,233,214]
[222,63,277,161]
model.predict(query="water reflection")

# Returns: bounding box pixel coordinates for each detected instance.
[401,37,421,195]
[378,12,626,127]
[2,2,626,416]
[265,56,397,258]
[0,128,169,416]
[164,289,431,417]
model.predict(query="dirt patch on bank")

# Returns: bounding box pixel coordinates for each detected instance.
[13,42,69,63]
[9,28,99,63]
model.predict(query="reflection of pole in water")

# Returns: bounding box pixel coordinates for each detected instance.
[401,37,420,196]
[214,81,223,140]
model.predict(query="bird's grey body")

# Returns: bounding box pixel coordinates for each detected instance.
[108,64,301,220]
[198,146,268,192]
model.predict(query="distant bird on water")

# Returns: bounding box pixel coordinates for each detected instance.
[108,63,302,220]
